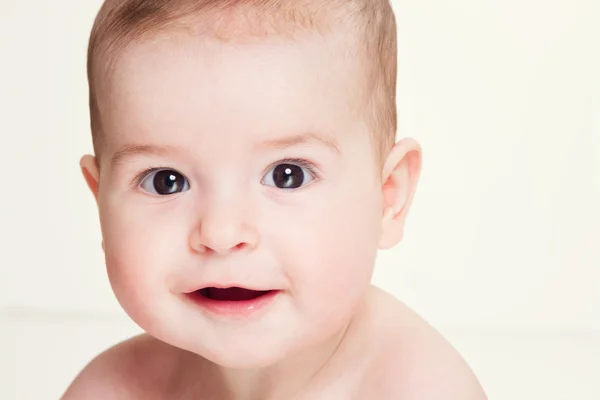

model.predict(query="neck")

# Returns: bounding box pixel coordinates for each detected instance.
[216,321,351,400]
[192,295,373,400]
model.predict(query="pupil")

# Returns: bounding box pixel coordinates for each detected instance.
[154,170,183,194]
[273,164,304,189]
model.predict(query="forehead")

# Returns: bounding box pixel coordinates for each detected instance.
[97,31,365,154]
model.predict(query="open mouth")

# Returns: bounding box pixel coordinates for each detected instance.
[186,286,280,317]
[194,287,272,302]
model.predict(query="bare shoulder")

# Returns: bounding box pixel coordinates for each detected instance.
[364,286,488,400]
[61,334,182,400]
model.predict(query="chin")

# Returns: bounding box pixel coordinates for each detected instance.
[200,343,290,369]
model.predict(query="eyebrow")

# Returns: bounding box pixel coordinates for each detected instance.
[109,132,341,166]
[109,144,181,167]
[255,132,341,154]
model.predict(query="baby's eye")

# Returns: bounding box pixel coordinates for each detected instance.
[139,169,190,195]
[262,162,316,190]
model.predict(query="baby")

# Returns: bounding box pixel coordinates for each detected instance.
[63,0,487,399]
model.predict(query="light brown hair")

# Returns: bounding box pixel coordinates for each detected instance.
[87,0,397,159]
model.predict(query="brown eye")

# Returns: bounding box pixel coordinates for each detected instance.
[140,169,190,195]
[263,163,315,189]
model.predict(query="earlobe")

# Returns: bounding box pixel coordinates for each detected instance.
[378,137,422,249]
[80,155,100,200]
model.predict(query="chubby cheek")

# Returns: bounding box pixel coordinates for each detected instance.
[98,200,183,332]
[283,182,382,329]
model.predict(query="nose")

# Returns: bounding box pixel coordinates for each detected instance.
[189,200,258,255]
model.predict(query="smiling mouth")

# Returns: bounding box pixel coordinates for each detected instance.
[195,287,272,301]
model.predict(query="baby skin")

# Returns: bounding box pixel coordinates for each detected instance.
[63,27,487,400]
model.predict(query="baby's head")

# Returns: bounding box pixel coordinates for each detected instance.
[88,0,398,162]
[81,0,421,368]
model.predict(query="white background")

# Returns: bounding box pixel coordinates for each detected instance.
[1,0,599,398]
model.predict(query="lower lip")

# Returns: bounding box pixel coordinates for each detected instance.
[186,290,281,318]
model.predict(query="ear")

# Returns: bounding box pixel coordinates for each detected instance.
[378,137,422,249]
[80,155,104,251]
[80,154,100,200]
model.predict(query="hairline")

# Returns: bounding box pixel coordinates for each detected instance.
[87,1,396,165]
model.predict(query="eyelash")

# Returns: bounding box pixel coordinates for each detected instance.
[132,166,165,189]
[272,158,321,180]
[131,158,321,189]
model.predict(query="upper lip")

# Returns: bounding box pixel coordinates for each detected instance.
[184,284,276,294]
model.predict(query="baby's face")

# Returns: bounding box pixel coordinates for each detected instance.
[94,32,385,368]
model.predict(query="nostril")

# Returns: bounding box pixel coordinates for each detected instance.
[190,221,258,255]
[192,241,249,255]
[233,242,247,251]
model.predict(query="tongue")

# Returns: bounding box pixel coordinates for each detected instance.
[205,287,268,301]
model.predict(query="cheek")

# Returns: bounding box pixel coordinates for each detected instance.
[281,180,382,319]
[310,201,379,293]
[98,199,185,326]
